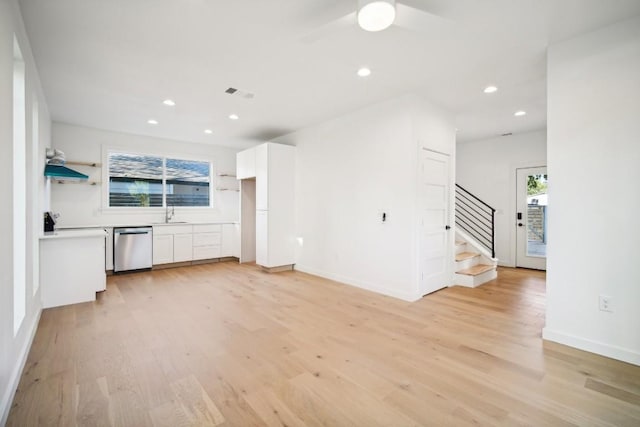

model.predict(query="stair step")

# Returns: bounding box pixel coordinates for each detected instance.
[455,252,480,262]
[457,264,495,276]
[455,240,466,246]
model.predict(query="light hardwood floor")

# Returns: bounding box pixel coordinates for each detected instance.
[7,264,640,426]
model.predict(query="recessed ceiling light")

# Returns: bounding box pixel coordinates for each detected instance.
[147,119,158,125]
[229,114,239,120]
[162,99,176,106]
[204,129,213,134]
[357,0,396,32]
[514,110,527,117]
[484,86,498,94]
[357,67,371,77]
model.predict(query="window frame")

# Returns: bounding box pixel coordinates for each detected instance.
[102,146,216,212]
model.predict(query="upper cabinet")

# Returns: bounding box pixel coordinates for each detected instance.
[255,144,269,210]
[236,148,256,179]
[237,143,295,212]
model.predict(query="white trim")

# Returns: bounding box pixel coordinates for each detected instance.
[543,328,640,366]
[294,264,422,302]
[1,308,42,426]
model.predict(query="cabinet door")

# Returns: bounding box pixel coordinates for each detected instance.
[221,224,236,257]
[255,143,269,210]
[173,233,193,262]
[105,227,113,270]
[153,234,174,265]
[237,148,256,179]
[256,210,268,266]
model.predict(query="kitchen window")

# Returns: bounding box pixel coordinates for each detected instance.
[108,151,211,208]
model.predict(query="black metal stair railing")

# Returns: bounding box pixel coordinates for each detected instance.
[455,184,496,258]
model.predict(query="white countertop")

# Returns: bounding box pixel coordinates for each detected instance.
[40,229,108,240]
[56,221,239,230]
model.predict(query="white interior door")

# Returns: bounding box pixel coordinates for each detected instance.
[516,167,547,270]
[419,149,451,295]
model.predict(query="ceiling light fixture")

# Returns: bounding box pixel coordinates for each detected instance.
[229,114,239,120]
[357,67,371,77]
[147,119,158,125]
[162,99,176,106]
[484,86,498,94]
[514,110,527,117]
[357,0,396,32]
[204,129,213,134]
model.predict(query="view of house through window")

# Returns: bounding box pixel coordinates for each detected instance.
[108,152,211,207]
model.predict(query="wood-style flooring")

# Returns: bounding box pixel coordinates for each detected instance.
[7,264,640,426]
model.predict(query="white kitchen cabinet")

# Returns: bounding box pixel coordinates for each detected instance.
[153,234,174,264]
[40,230,107,308]
[256,210,269,266]
[193,245,221,260]
[152,223,237,265]
[256,209,295,268]
[255,143,269,210]
[222,223,239,257]
[192,224,222,261]
[105,227,114,270]
[236,147,256,179]
[238,142,295,269]
[173,233,193,262]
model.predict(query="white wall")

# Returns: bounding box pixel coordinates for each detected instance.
[456,130,547,266]
[0,0,52,423]
[51,123,241,227]
[544,16,640,365]
[275,94,455,301]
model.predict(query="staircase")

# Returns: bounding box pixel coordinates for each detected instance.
[454,184,498,287]
[454,236,497,287]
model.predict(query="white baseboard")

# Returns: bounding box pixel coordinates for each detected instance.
[1,308,42,426]
[543,328,640,366]
[294,264,421,302]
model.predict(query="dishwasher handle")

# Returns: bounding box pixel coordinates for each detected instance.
[116,230,150,235]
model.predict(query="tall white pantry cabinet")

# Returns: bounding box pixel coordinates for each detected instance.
[237,142,295,269]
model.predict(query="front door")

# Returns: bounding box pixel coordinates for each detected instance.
[419,149,451,295]
[516,167,547,270]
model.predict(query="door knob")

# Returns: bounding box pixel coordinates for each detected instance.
[445,225,451,230]
[518,223,523,227]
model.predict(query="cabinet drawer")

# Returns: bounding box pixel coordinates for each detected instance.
[153,224,193,235]
[193,245,221,260]
[193,232,221,247]
[193,224,222,233]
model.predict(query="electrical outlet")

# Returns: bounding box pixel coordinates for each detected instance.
[599,295,613,312]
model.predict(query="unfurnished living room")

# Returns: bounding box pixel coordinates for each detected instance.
[2,0,640,425]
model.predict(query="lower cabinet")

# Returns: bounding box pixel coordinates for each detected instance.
[222,223,240,257]
[40,231,107,308]
[151,223,238,266]
[193,224,222,260]
[173,233,193,262]
[153,234,174,264]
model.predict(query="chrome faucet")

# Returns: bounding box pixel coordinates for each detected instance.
[165,204,175,223]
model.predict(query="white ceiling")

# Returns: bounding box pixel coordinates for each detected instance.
[18,0,640,148]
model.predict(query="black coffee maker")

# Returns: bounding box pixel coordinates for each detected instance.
[44,212,56,232]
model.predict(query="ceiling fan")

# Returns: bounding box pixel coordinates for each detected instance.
[300,0,453,44]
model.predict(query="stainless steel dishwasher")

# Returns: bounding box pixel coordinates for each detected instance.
[113,227,153,272]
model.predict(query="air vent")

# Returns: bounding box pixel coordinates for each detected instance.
[225,87,255,100]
